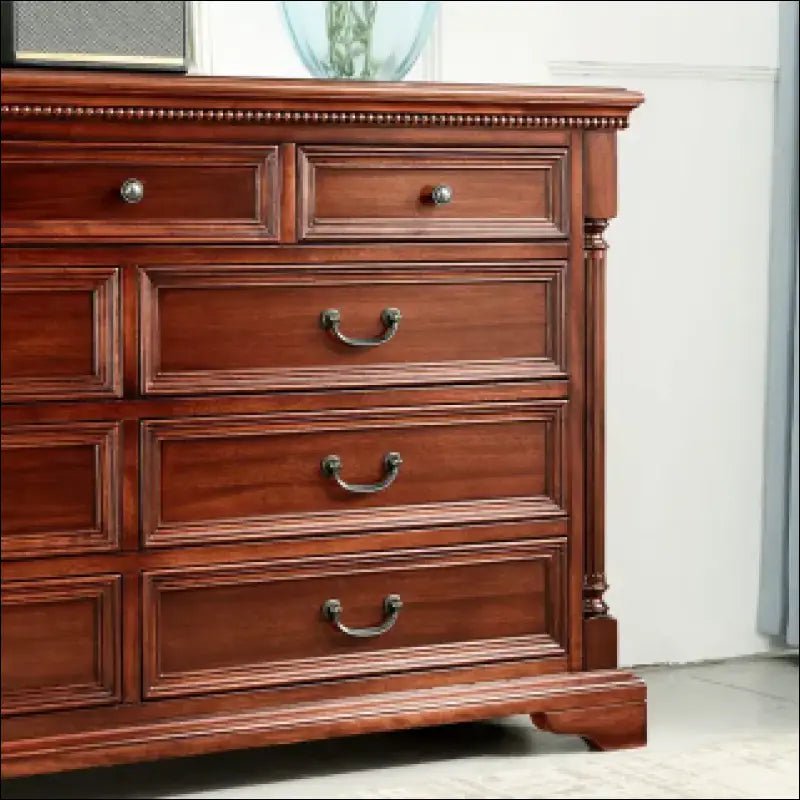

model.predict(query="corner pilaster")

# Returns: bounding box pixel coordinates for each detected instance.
[582,132,618,669]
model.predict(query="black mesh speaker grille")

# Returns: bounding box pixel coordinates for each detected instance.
[12,0,185,62]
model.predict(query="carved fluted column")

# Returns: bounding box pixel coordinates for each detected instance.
[582,132,618,669]
[584,217,610,619]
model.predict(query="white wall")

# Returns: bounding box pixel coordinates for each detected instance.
[197,1,780,666]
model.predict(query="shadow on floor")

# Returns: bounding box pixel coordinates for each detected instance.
[1,716,567,800]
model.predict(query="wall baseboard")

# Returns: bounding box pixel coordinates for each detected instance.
[631,649,798,670]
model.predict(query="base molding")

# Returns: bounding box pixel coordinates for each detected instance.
[2,669,646,778]
[532,700,647,750]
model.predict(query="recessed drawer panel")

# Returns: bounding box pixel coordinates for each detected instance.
[1,144,279,242]
[141,401,566,547]
[1,422,121,559]
[1,575,121,715]
[140,263,566,395]
[1,267,121,402]
[298,146,569,240]
[143,539,567,699]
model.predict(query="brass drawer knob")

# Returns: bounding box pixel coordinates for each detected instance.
[321,451,402,494]
[322,594,404,638]
[320,307,401,347]
[429,184,453,205]
[119,178,144,204]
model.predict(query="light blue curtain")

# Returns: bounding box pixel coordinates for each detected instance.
[758,0,799,648]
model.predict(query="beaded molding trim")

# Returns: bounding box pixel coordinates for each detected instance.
[0,104,629,129]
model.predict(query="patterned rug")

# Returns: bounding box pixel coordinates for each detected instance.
[339,734,799,799]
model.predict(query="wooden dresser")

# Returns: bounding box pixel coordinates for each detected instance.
[0,71,645,778]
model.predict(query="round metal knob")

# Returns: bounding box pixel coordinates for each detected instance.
[120,178,144,204]
[429,184,453,206]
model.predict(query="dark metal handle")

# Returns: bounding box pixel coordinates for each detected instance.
[321,451,402,494]
[320,307,401,347]
[429,184,453,205]
[120,178,144,204]
[322,594,403,638]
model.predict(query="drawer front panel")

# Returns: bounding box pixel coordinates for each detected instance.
[1,267,121,401]
[1,422,121,558]
[141,402,566,547]
[1,575,121,715]
[1,144,279,242]
[299,146,569,240]
[143,539,567,698]
[141,263,566,395]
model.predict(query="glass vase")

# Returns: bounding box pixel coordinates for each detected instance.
[281,1,439,81]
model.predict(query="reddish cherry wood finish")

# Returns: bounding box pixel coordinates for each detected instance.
[298,146,568,240]
[140,262,567,395]
[0,70,643,126]
[1,266,121,402]
[1,143,280,243]
[2,670,645,777]
[532,699,647,751]
[140,401,565,547]
[0,71,644,778]
[143,539,567,699]
[1,574,121,716]
[582,130,620,668]
[1,421,121,559]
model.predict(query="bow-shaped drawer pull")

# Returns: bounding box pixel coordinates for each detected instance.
[321,594,403,638]
[320,307,401,347]
[321,451,402,494]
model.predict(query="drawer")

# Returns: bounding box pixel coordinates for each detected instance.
[1,422,121,559]
[1,267,121,402]
[298,146,569,241]
[141,401,566,547]
[1,143,279,242]
[1,575,121,715]
[140,263,566,395]
[143,539,567,699]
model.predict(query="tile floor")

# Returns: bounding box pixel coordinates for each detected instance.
[2,654,797,799]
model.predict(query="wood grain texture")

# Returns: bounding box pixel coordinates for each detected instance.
[298,146,568,240]
[0,70,644,129]
[143,539,567,699]
[2,669,645,777]
[1,241,569,268]
[566,129,586,672]
[582,129,617,625]
[583,615,619,671]
[280,142,297,244]
[0,71,645,778]
[1,142,279,243]
[140,262,567,395]
[583,131,617,219]
[1,519,569,585]
[1,121,577,149]
[1,421,121,559]
[140,401,566,547]
[532,698,646,751]
[0,382,569,426]
[1,267,121,402]
[584,218,610,618]
[120,571,141,705]
[1,574,121,716]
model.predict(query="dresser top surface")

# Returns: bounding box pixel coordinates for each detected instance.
[1,70,643,126]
